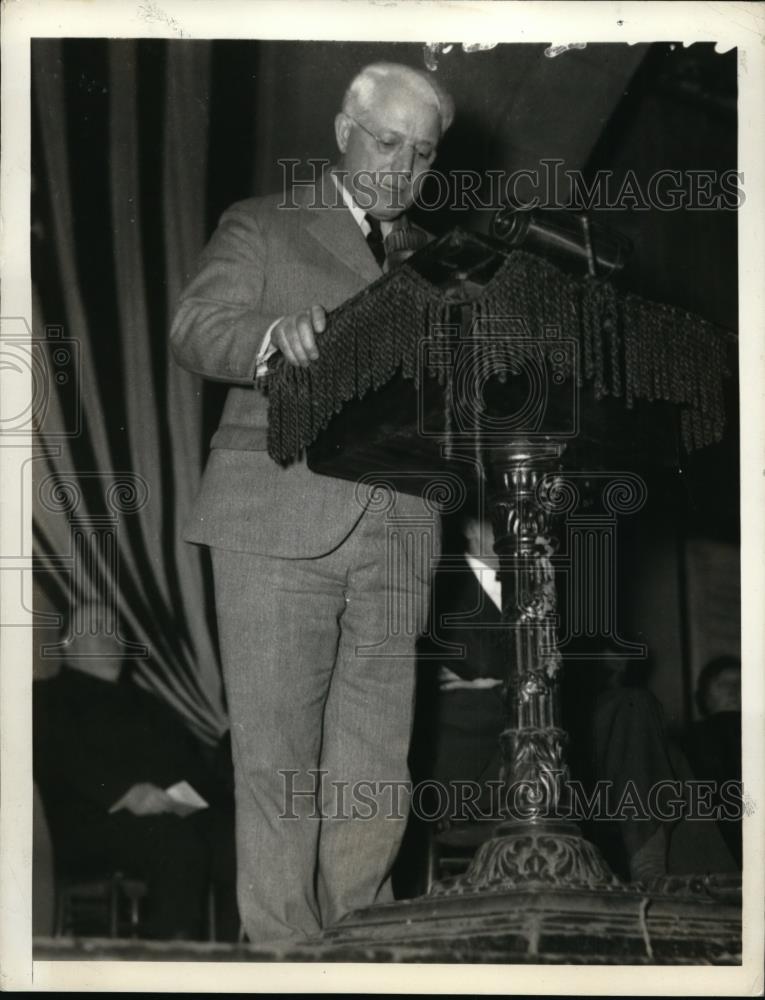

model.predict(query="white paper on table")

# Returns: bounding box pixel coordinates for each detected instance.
[165,780,209,816]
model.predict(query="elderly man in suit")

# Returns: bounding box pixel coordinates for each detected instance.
[171,63,454,944]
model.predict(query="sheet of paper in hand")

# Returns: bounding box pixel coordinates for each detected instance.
[164,781,209,817]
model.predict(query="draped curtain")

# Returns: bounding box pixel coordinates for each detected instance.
[32,39,228,742]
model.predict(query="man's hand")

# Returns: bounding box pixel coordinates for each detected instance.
[271,306,326,367]
[108,782,177,817]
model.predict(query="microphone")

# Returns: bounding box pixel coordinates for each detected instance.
[491,203,633,277]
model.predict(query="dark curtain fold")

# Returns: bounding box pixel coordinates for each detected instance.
[32,39,229,742]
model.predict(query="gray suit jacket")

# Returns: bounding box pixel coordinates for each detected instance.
[171,169,430,558]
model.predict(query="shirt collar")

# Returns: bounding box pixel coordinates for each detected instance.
[331,171,394,238]
[465,553,503,611]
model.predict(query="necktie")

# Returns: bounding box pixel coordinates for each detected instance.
[364,214,386,268]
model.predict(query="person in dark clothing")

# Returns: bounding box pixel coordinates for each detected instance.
[411,514,678,882]
[562,657,677,880]
[681,656,742,867]
[33,632,234,940]
[411,541,507,820]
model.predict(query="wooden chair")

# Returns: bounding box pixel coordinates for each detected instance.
[54,871,148,938]
[424,818,500,894]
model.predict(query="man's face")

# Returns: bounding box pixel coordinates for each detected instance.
[335,81,442,221]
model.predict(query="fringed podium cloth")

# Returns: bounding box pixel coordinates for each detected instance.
[264,243,730,466]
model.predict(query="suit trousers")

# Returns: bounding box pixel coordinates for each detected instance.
[211,503,434,944]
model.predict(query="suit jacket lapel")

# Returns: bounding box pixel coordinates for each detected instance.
[303,169,384,285]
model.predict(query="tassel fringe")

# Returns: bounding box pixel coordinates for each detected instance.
[265,250,730,463]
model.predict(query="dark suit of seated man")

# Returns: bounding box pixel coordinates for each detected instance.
[411,515,678,883]
[33,631,234,940]
[681,656,742,868]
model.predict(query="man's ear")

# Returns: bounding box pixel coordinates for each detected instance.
[335,112,351,154]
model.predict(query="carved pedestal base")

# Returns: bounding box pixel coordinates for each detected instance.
[430,821,625,896]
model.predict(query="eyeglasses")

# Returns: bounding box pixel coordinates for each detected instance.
[346,114,437,164]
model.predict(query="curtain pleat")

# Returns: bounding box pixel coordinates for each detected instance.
[32,43,117,483]
[33,39,227,744]
[31,285,77,584]
[162,43,224,706]
[108,42,173,615]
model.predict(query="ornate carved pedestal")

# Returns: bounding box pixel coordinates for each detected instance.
[431,441,625,898]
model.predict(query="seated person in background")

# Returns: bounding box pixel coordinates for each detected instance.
[411,511,679,883]
[33,625,236,940]
[411,514,505,821]
[681,656,742,868]
[561,642,678,882]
